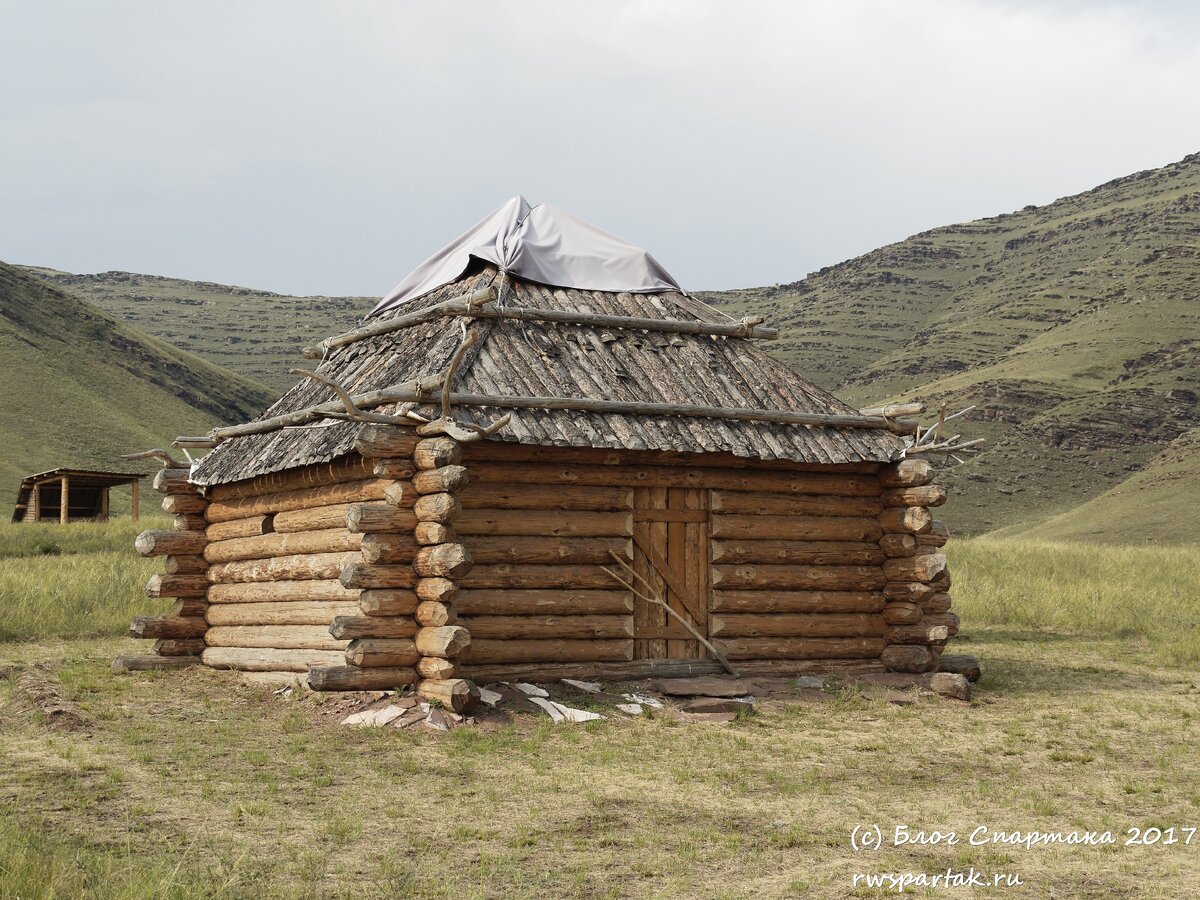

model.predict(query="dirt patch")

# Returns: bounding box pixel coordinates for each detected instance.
[14,665,90,732]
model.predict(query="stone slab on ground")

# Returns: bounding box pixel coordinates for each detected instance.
[650,676,761,698]
[938,654,982,682]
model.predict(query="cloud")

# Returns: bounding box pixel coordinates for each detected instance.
[2,0,1198,294]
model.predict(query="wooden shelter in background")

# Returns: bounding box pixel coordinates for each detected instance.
[121,206,963,709]
[12,468,142,524]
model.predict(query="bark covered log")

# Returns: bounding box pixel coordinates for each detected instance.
[145,574,209,598]
[878,506,933,534]
[339,563,417,590]
[710,590,884,614]
[413,543,473,578]
[360,533,418,565]
[459,483,632,511]
[710,515,882,542]
[881,602,923,625]
[709,539,884,566]
[329,615,417,640]
[709,491,881,518]
[412,465,469,495]
[347,503,417,534]
[456,589,633,617]
[205,528,362,564]
[712,636,885,660]
[463,638,632,664]
[130,615,207,639]
[152,638,206,656]
[413,436,462,470]
[709,613,886,638]
[359,589,419,616]
[204,625,347,650]
[468,536,628,565]
[882,554,947,583]
[880,644,937,673]
[878,534,917,558]
[415,625,471,658]
[207,579,358,604]
[308,664,419,691]
[414,601,457,627]
[208,551,360,584]
[881,485,947,508]
[345,638,418,667]
[135,529,206,557]
[413,493,461,524]
[878,459,934,488]
[460,564,620,590]
[353,424,421,458]
[206,480,389,523]
[456,509,630,537]
[205,600,358,626]
[710,564,886,591]
[418,678,476,713]
[462,615,634,640]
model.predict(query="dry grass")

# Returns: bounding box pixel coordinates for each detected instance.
[0,535,1198,897]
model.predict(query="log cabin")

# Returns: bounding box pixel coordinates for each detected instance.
[122,198,961,708]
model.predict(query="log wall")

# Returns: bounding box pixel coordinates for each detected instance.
[124,427,959,689]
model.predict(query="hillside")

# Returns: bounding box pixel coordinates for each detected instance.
[702,152,1200,535]
[998,427,1200,545]
[19,267,371,393]
[0,263,273,508]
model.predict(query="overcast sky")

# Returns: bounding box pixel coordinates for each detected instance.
[3,1,1199,296]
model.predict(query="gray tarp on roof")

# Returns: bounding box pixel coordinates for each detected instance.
[371,196,681,316]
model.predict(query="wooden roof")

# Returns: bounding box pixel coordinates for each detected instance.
[192,268,905,486]
[12,468,144,521]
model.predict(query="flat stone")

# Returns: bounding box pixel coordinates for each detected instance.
[651,676,759,698]
[680,696,753,714]
[938,655,982,683]
[928,672,972,701]
[794,676,825,690]
[681,711,739,724]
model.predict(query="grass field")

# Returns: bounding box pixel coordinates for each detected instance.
[1,523,1198,898]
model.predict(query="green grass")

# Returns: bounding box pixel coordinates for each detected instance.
[0,518,170,642]
[952,537,1200,664]
[0,531,1198,897]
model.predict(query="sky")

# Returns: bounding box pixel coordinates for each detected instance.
[3,0,1199,297]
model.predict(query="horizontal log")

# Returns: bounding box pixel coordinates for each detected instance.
[709,539,885,566]
[346,638,419,667]
[206,456,376,501]
[459,483,632,512]
[881,602,923,625]
[113,654,203,673]
[359,589,419,616]
[413,465,469,495]
[415,523,455,545]
[309,664,420,691]
[710,590,885,614]
[457,509,631,538]
[460,564,620,590]
[881,484,947,509]
[163,555,209,576]
[713,636,886,660]
[463,639,633,665]
[152,638,206,656]
[201,646,345,672]
[882,554,947,583]
[413,543,473,578]
[162,494,206,515]
[412,492,462,524]
[415,625,471,658]
[273,503,354,533]
[879,534,917,558]
[360,533,418,565]
[205,601,359,626]
[329,615,417,640]
[710,515,882,542]
[470,462,883,496]
[418,678,475,713]
[880,644,937,673]
[414,436,462,470]
[886,613,959,644]
[878,459,934,488]
[208,551,360,584]
[732,658,886,676]
[382,481,417,508]
[921,592,953,614]
[456,589,633,616]
[372,459,417,480]
[346,502,417,534]
[461,615,634,640]
[339,563,416,590]
[884,582,937,603]
[710,565,886,591]
[173,513,207,532]
[710,613,886,638]
[860,402,926,418]
[205,529,362,564]
[416,578,458,603]
[878,507,933,534]
[353,424,422,459]
[918,520,949,549]
[153,468,194,494]
[207,579,359,604]
[130,615,207,639]
[417,657,459,680]
[170,599,208,617]
[414,601,457,627]
[205,515,274,542]
[145,573,209,599]
[205,625,348,651]
[930,569,952,591]
[466,536,629,565]
[135,529,206,557]
[709,491,882,518]
[205,479,389,523]
[459,659,727,682]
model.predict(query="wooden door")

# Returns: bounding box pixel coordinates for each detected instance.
[631,487,710,659]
